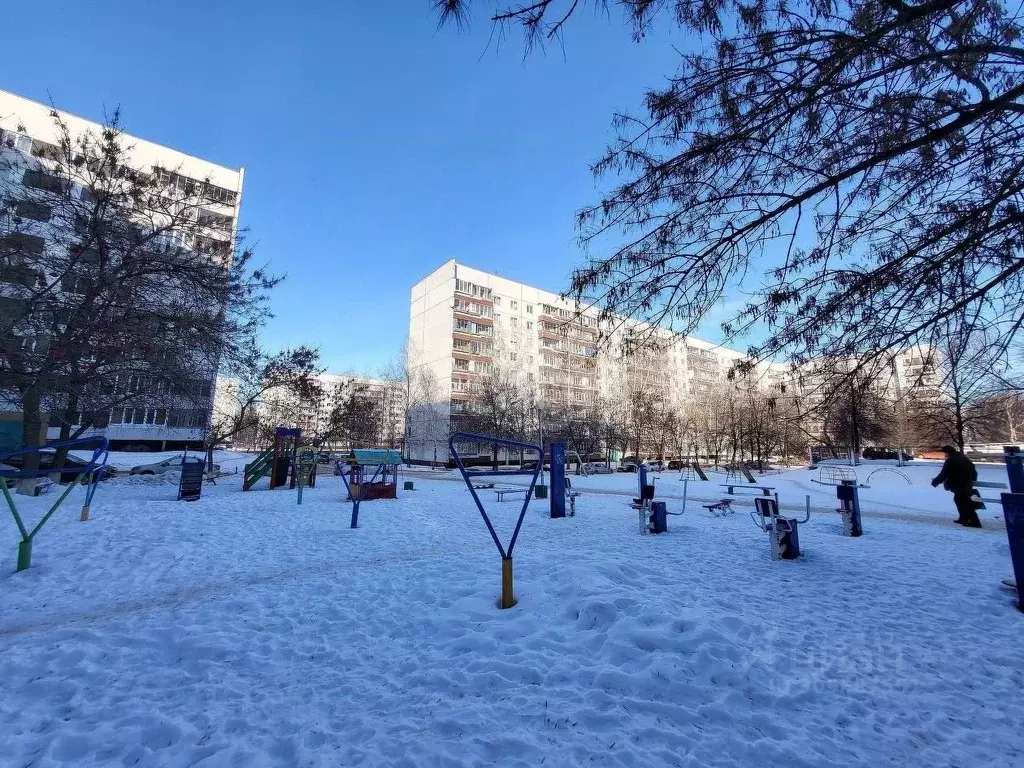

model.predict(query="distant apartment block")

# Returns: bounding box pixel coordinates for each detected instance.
[261,373,405,452]
[0,89,244,450]
[406,261,784,463]
[406,260,941,463]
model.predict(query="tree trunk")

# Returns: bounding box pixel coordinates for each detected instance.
[18,388,43,495]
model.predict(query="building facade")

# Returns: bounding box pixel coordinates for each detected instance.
[406,260,787,463]
[407,260,942,464]
[261,373,406,453]
[0,89,244,450]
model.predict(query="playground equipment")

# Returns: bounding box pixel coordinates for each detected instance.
[338,449,403,528]
[1000,447,1024,611]
[450,432,543,609]
[0,436,110,571]
[678,463,696,482]
[566,449,590,476]
[750,494,811,560]
[814,465,861,487]
[177,456,205,501]
[836,480,863,536]
[295,447,318,505]
[864,467,912,487]
[243,427,302,491]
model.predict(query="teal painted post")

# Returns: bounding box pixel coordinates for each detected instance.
[16,538,31,571]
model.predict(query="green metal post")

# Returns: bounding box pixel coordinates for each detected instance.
[16,538,31,572]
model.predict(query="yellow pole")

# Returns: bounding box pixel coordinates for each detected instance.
[500,557,516,609]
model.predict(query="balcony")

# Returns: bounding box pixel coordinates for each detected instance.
[454,309,493,326]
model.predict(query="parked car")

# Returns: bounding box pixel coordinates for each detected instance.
[130,456,219,476]
[862,447,913,461]
[646,459,666,472]
[317,451,334,464]
[519,460,552,472]
[583,462,613,474]
[1,452,118,483]
[618,457,641,472]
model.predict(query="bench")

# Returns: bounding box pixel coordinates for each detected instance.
[721,484,775,496]
[495,487,527,502]
[975,480,1009,506]
[703,499,735,516]
[472,482,495,490]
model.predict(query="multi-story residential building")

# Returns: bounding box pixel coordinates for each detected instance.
[261,373,405,452]
[407,260,782,463]
[407,260,943,464]
[0,89,244,450]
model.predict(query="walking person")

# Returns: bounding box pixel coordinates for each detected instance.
[930,445,983,528]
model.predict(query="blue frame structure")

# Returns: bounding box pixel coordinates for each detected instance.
[0,436,110,571]
[449,432,543,608]
[337,449,403,529]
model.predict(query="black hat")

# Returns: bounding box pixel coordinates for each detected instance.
[940,445,957,455]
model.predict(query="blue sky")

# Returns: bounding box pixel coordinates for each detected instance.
[3,0,736,373]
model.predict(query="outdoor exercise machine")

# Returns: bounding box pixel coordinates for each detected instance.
[243,427,302,491]
[295,447,318,505]
[548,442,583,518]
[834,479,863,537]
[750,494,811,560]
[999,447,1024,610]
[338,448,403,528]
[0,436,110,572]
[177,455,205,501]
[451,432,543,609]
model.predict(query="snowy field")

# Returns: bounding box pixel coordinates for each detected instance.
[418,459,1014,528]
[1,463,1022,766]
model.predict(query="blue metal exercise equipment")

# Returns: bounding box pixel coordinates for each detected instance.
[449,432,543,609]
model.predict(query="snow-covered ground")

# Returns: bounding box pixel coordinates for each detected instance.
[414,459,1013,527]
[1,466,1022,766]
[67,449,255,474]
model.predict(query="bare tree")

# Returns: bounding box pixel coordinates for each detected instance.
[206,347,322,468]
[462,355,528,468]
[321,381,384,451]
[910,321,1007,450]
[436,0,1024,384]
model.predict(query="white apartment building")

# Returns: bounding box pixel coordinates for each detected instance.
[407,260,943,464]
[262,373,405,452]
[407,260,786,463]
[0,89,244,450]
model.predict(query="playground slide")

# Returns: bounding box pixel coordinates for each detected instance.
[740,464,758,483]
[243,447,274,491]
[692,459,710,482]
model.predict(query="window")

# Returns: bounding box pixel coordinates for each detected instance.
[22,169,66,193]
[2,130,33,152]
[14,201,51,222]
[5,233,46,257]
[154,408,167,426]
[510,317,518,327]
[527,355,533,363]
[511,300,518,310]
[493,296,501,306]
[509,352,517,361]
[110,408,123,425]
[526,305,533,313]
[526,321,533,330]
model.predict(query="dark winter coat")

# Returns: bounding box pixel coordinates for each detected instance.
[931,452,978,494]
